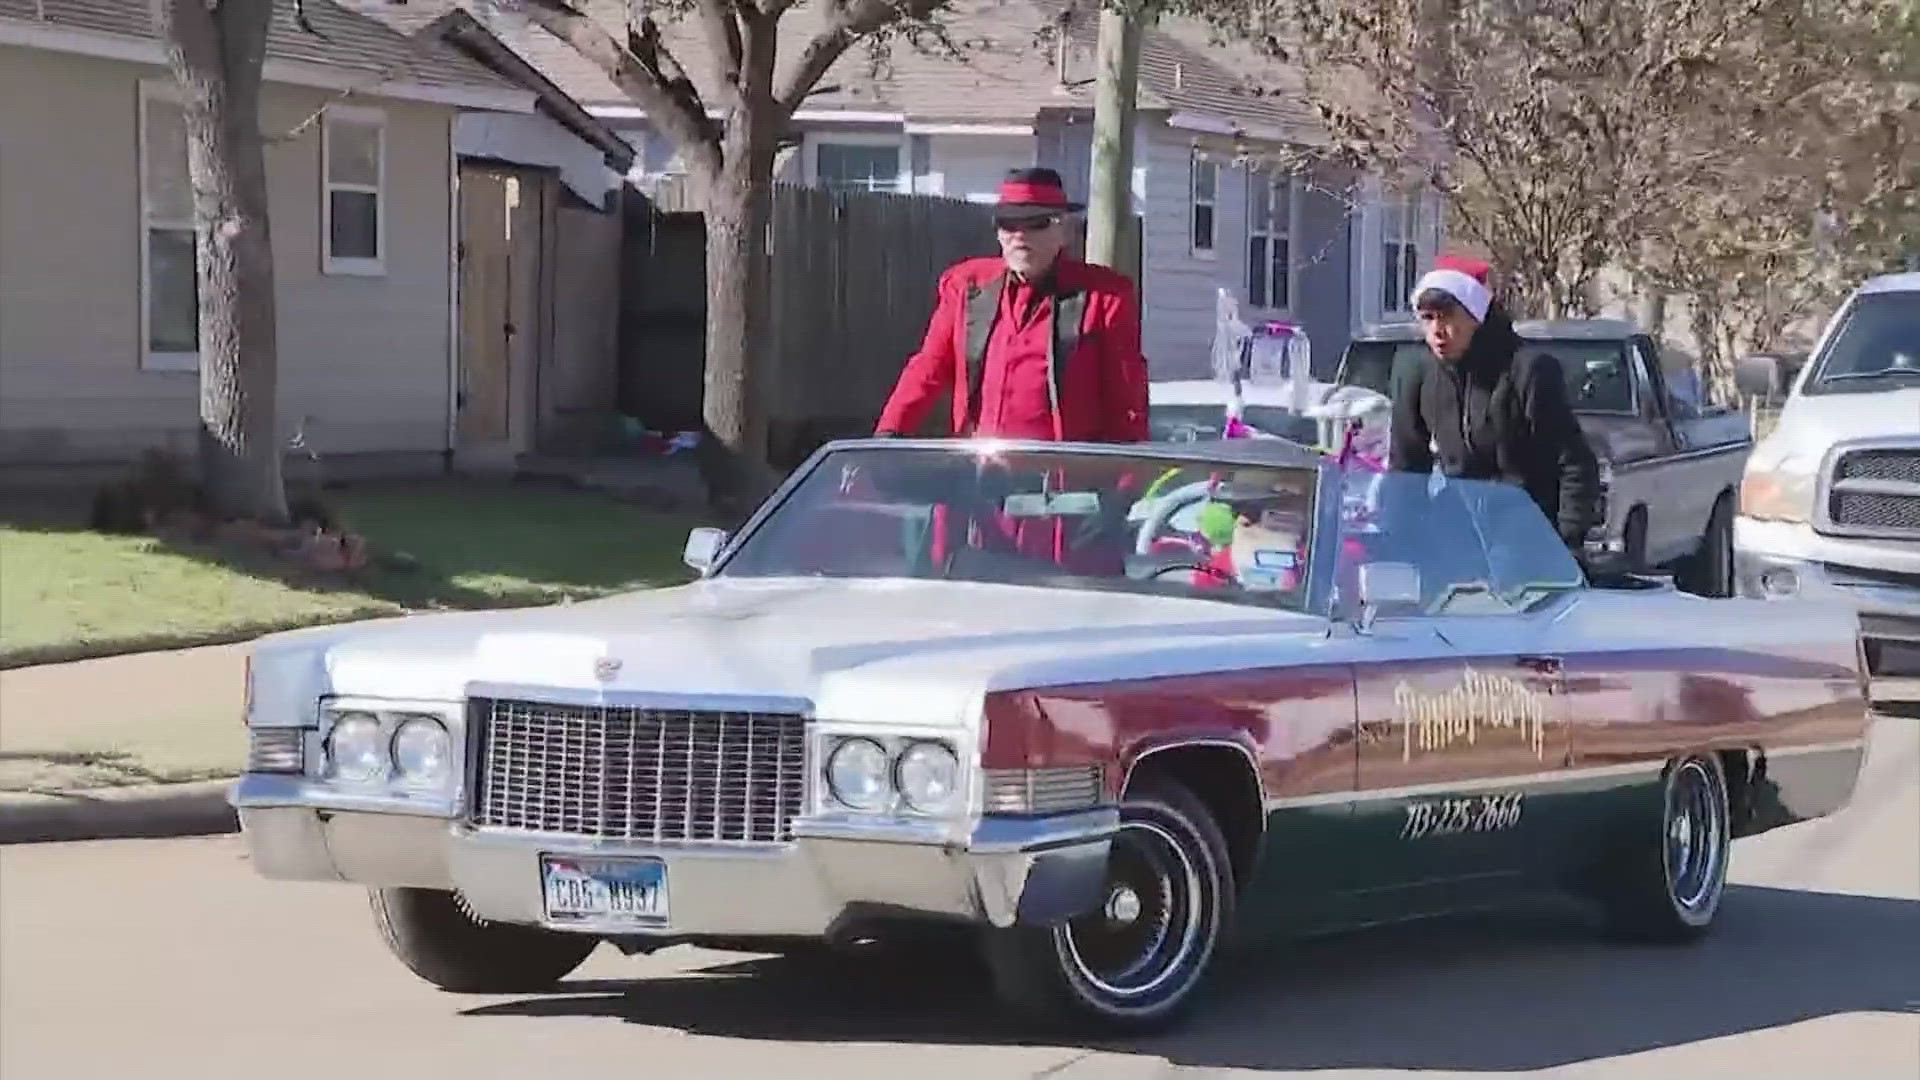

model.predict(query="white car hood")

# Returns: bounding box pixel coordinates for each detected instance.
[251,578,1328,730]
[1758,386,1920,469]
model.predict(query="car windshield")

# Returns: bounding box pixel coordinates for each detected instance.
[1149,404,1321,445]
[1340,339,1636,412]
[716,444,1324,612]
[1806,291,1920,392]
[1334,469,1586,616]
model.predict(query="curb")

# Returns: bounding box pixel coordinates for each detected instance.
[0,779,238,845]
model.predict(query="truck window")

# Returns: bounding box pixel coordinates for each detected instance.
[1803,291,1920,395]
[1339,341,1428,396]
[1518,341,1636,413]
[1342,336,1637,413]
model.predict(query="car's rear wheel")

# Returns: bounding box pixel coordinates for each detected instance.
[981,775,1233,1035]
[1602,755,1731,942]
[370,887,598,993]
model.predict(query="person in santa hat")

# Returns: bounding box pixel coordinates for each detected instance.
[1386,255,1602,548]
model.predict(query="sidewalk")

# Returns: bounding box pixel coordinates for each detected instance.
[0,644,245,841]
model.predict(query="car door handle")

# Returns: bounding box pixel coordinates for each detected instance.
[1516,655,1563,676]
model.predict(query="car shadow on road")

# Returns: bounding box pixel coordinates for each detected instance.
[461,885,1919,1072]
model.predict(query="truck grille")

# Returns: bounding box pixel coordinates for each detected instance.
[471,698,808,844]
[1826,446,1920,537]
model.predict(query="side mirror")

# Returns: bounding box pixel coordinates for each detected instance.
[683,527,729,574]
[1733,355,1781,400]
[1356,561,1420,631]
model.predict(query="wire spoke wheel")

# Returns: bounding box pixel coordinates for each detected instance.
[1664,759,1727,915]
[1057,820,1202,1001]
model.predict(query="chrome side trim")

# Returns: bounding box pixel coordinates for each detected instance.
[1264,760,1670,810]
[1120,738,1269,837]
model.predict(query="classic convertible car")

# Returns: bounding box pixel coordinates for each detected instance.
[233,437,1871,1034]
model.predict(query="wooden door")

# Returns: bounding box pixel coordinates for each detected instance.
[457,168,512,446]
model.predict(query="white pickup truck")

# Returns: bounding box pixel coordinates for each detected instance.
[1733,272,1920,709]
[1336,319,1754,594]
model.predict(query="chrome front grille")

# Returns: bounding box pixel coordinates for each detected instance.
[1827,446,1920,537]
[471,698,808,844]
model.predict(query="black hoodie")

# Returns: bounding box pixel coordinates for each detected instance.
[1386,308,1603,544]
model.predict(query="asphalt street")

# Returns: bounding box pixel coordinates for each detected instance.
[4,716,1916,1080]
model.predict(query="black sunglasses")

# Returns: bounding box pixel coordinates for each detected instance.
[995,214,1061,232]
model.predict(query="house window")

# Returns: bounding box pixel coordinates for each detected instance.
[1247,171,1295,310]
[816,143,902,194]
[139,82,197,371]
[1381,190,1424,313]
[1190,153,1217,256]
[323,108,386,275]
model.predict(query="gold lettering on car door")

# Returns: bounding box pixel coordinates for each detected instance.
[1391,666,1550,762]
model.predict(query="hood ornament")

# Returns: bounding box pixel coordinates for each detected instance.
[593,655,622,682]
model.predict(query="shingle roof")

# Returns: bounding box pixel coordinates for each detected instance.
[334,0,1332,143]
[0,0,515,91]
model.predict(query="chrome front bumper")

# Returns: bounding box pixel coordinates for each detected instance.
[1735,517,1920,704]
[231,775,1117,937]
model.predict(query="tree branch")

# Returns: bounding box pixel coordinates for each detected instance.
[520,0,721,174]
[153,0,221,75]
[773,0,945,116]
[697,0,748,111]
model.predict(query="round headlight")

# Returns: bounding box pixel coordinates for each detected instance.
[391,716,451,785]
[895,741,960,814]
[326,712,385,783]
[826,737,891,811]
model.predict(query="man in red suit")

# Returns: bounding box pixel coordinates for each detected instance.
[874,168,1149,442]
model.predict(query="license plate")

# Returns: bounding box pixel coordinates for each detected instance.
[540,856,668,929]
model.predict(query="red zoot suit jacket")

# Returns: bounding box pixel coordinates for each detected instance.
[873,256,1149,441]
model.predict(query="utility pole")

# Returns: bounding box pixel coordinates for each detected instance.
[1085,0,1150,284]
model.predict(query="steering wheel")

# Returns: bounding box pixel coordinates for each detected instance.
[1143,560,1235,584]
[1134,483,1215,555]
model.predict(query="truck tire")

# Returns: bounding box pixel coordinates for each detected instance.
[1622,507,1649,573]
[1678,494,1734,597]
[981,775,1233,1035]
[370,887,598,993]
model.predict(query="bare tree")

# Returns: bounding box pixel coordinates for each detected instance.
[1623,0,1917,393]
[1217,0,1914,391]
[1236,0,1759,320]
[151,0,288,525]
[516,0,953,513]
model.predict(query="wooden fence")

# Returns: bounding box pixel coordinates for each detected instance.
[618,182,997,468]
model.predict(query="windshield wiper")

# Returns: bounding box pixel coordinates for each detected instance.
[1822,366,1920,382]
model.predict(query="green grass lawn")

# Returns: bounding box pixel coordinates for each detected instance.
[0,481,704,668]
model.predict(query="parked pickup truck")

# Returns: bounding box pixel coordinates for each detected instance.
[1335,319,1754,594]
[1733,272,1920,709]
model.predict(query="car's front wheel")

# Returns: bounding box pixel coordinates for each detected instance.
[982,775,1233,1035]
[1601,754,1731,942]
[370,887,598,993]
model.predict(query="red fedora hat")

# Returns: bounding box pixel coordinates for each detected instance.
[995,167,1085,213]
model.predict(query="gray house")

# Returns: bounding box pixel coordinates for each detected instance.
[387,0,1449,379]
[0,0,542,476]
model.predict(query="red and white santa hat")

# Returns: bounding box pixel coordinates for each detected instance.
[1409,255,1493,322]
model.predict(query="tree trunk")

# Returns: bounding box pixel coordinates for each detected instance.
[155,0,287,525]
[697,154,778,520]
